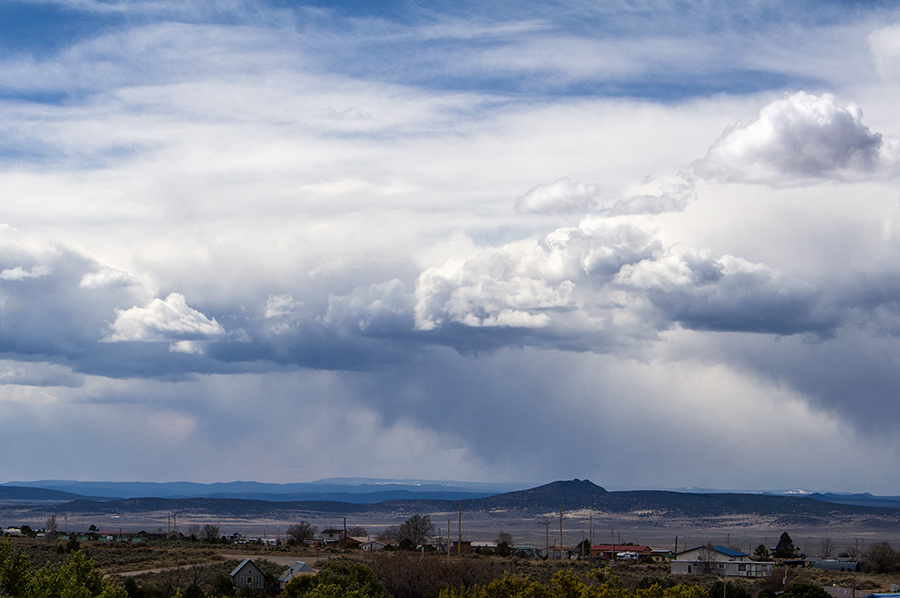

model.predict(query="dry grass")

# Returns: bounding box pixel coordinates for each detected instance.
[8,536,900,598]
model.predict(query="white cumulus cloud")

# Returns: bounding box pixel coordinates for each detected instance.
[414,217,658,331]
[105,293,225,342]
[78,267,141,289]
[514,177,600,214]
[695,91,899,184]
[0,265,52,280]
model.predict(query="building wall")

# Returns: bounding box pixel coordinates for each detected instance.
[233,563,266,590]
[671,560,773,577]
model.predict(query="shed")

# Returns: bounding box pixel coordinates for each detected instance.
[231,558,266,591]
[278,561,316,587]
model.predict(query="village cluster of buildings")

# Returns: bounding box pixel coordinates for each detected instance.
[308,529,861,579]
[225,541,863,595]
[5,525,861,581]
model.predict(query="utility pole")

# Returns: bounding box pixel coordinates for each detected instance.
[448,520,451,559]
[458,501,462,558]
[544,517,550,559]
[589,514,593,548]
[559,505,563,561]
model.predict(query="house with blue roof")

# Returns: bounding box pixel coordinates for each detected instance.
[672,545,774,578]
[278,561,316,588]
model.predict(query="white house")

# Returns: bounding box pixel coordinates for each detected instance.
[320,529,346,545]
[671,545,774,578]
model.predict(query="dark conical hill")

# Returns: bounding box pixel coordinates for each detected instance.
[463,478,607,511]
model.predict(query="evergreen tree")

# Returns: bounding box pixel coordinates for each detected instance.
[281,561,386,598]
[1,539,32,598]
[18,549,127,598]
[212,574,235,597]
[774,533,796,558]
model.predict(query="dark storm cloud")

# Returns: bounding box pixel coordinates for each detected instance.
[616,245,840,335]
[0,211,887,378]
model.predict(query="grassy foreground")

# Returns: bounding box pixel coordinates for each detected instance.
[4,537,900,598]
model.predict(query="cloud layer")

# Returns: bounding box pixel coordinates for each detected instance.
[2,1,900,493]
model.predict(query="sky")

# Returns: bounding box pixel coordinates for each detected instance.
[3,0,900,494]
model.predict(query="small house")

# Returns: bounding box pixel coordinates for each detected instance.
[278,561,316,588]
[320,529,346,545]
[231,558,266,591]
[361,540,387,552]
[671,545,774,578]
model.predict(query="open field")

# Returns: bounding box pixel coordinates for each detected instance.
[6,508,900,557]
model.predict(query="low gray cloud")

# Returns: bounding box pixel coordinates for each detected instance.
[615,245,838,335]
[0,361,82,388]
[605,172,696,216]
[323,279,415,335]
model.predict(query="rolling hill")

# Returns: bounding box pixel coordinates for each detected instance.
[4,479,900,532]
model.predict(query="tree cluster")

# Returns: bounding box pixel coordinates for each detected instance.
[864,541,900,573]
[281,561,387,598]
[376,515,435,547]
[365,551,496,598]
[200,525,221,543]
[434,571,710,598]
[0,539,127,598]
[286,523,317,546]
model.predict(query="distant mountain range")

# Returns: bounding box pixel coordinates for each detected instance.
[3,479,900,530]
[0,478,528,504]
[5,478,900,507]
[806,493,900,509]
[0,485,87,503]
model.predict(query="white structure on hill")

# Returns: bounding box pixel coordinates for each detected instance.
[671,545,774,578]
